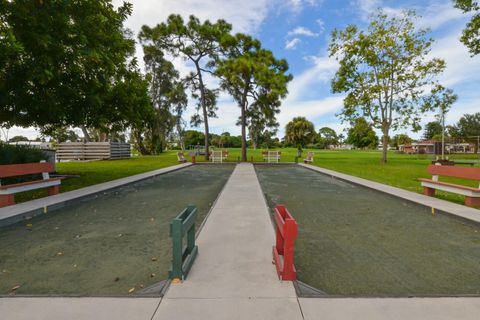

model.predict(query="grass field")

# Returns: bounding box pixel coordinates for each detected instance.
[198,148,479,206]
[12,148,480,207]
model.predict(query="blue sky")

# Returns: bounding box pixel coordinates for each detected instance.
[7,0,480,140]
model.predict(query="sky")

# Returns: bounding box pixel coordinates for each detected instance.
[6,0,480,141]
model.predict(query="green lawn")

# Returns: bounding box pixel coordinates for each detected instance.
[198,148,479,206]
[307,150,479,206]
[12,147,480,207]
[15,151,179,203]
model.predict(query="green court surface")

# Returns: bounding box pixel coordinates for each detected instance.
[256,165,480,296]
[0,165,234,296]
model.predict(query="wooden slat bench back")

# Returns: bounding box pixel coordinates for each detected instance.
[427,165,480,181]
[0,162,55,178]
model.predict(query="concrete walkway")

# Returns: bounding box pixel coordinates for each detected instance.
[153,163,302,320]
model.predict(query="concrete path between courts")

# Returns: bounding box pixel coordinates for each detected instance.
[152,163,302,320]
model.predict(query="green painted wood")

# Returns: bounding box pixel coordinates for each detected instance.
[169,205,198,280]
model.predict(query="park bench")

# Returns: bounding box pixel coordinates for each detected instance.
[209,150,228,163]
[419,164,480,207]
[263,151,281,163]
[210,150,224,163]
[304,152,314,163]
[177,152,187,163]
[0,162,63,208]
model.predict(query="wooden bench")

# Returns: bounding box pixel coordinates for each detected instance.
[304,152,314,163]
[177,152,187,163]
[0,162,63,208]
[262,151,281,163]
[210,150,224,163]
[419,164,480,207]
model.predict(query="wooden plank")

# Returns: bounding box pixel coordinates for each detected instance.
[427,165,480,180]
[0,163,55,178]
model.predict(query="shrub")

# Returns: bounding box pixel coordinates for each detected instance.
[0,143,46,165]
[0,144,47,184]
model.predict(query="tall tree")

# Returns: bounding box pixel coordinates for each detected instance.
[317,127,339,149]
[140,15,232,160]
[423,121,443,140]
[453,0,480,55]
[329,10,448,163]
[284,117,316,148]
[248,106,279,150]
[215,33,292,161]
[391,134,412,149]
[454,112,480,152]
[1,1,149,132]
[140,45,187,154]
[424,87,457,158]
[346,117,379,149]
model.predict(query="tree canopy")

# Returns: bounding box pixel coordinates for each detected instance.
[453,0,480,56]
[284,117,316,148]
[1,0,151,134]
[140,14,232,159]
[329,10,452,163]
[346,117,379,149]
[455,112,480,138]
[215,33,292,161]
[133,44,187,155]
[423,121,443,140]
[316,127,339,149]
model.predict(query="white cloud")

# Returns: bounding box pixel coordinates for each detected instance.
[353,0,466,31]
[417,2,465,30]
[431,30,480,87]
[285,38,302,49]
[286,54,339,101]
[278,96,344,127]
[285,0,323,14]
[316,19,325,33]
[287,26,319,37]
[113,0,272,35]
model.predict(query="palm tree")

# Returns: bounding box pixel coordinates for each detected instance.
[284,117,316,150]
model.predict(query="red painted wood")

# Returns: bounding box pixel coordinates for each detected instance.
[273,205,298,281]
[427,165,480,180]
[0,194,15,207]
[0,162,54,178]
[48,185,60,196]
[465,197,480,207]
[423,186,436,197]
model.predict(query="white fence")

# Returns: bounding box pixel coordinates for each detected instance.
[57,142,130,161]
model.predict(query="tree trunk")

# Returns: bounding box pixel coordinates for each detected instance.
[196,64,210,160]
[381,132,389,164]
[241,104,247,162]
[134,130,150,155]
[81,126,91,142]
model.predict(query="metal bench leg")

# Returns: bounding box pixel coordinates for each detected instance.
[0,194,15,208]
[48,185,60,196]
[465,197,480,207]
[423,187,435,197]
